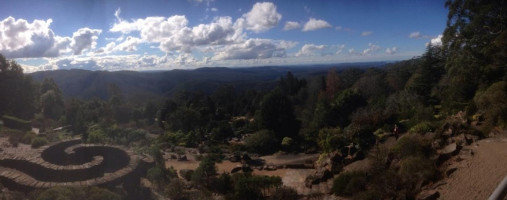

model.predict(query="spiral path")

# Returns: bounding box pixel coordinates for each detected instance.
[0,138,153,192]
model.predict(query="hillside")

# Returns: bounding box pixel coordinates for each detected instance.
[29,62,385,102]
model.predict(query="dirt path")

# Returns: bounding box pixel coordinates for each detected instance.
[436,137,507,200]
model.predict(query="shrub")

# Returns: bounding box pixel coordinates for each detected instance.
[268,186,299,200]
[31,137,48,148]
[87,187,121,200]
[21,131,36,144]
[409,121,434,134]
[391,134,431,159]
[318,127,349,153]
[244,130,279,155]
[331,171,367,196]
[398,156,437,184]
[1,115,31,131]
[164,179,186,200]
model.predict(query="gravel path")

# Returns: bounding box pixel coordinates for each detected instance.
[436,137,507,200]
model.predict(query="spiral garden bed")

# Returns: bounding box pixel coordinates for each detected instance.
[0,138,153,192]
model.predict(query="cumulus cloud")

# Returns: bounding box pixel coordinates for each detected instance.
[242,2,282,33]
[111,14,243,53]
[0,17,70,58]
[427,34,443,46]
[302,18,331,31]
[296,44,327,56]
[70,28,102,55]
[212,38,287,60]
[385,46,397,55]
[362,43,380,55]
[361,31,372,36]
[283,21,301,31]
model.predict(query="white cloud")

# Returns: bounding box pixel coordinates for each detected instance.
[211,7,218,12]
[283,21,301,31]
[0,17,70,58]
[70,28,102,55]
[409,31,432,39]
[114,36,141,52]
[385,46,397,55]
[409,31,421,39]
[336,44,345,55]
[111,15,243,53]
[296,44,327,56]
[361,31,372,36]
[362,43,380,55]
[427,34,443,46]
[212,38,287,60]
[302,18,331,31]
[242,2,282,33]
[348,48,355,54]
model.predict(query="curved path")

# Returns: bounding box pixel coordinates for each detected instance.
[436,137,507,200]
[0,138,153,192]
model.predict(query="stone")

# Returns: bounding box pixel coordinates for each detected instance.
[446,167,457,177]
[417,190,440,200]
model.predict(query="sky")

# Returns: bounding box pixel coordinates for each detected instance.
[0,0,448,72]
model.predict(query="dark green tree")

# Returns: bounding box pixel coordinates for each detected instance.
[258,89,300,139]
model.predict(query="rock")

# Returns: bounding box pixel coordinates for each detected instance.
[417,190,440,200]
[170,154,177,159]
[228,154,241,162]
[265,164,277,171]
[242,153,252,163]
[439,143,461,156]
[231,166,242,173]
[177,155,187,161]
[446,167,457,177]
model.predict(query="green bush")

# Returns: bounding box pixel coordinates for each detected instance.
[409,121,434,134]
[268,186,299,200]
[244,130,279,155]
[331,171,367,196]
[391,134,430,159]
[398,156,437,184]
[21,131,36,144]
[1,115,31,131]
[31,137,48,148]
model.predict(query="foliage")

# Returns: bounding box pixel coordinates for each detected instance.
[268,186,299,200]
[164,178,186,200]
[0,54,37,119]
[31,137,49,148]
[230,173,282,200]
[409,121,435,134]
[392,134,431,159]
[331,171,368,196]
[258,89,300,139]
[1,115,32,131]
[192,155,217,187]
[318,127,348,153]
[474,81,507,127]
[244,130,279,155]
[36,186,120,200]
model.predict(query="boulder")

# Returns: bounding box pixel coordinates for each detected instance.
[177,155,187,161]
[417,190,440,200]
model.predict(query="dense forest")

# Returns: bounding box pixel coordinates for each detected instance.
[0,0,506,199]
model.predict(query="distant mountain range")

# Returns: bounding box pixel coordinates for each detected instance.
[29,62,388,102]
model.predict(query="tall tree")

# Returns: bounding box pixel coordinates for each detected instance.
[0,54,37,119]
[443,0,507,105]
[258,89,300,139]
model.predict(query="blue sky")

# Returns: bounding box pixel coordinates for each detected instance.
[0,0,448,72]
